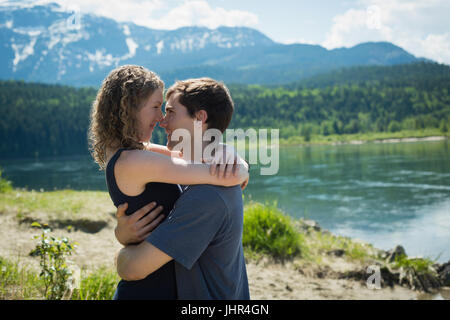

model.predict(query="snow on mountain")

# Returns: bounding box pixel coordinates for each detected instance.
[0,3,274,81]
[0,2,423,86]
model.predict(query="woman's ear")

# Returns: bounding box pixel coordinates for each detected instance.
[196,109,208,124]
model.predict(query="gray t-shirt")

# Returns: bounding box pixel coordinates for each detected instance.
[146,184,250,300]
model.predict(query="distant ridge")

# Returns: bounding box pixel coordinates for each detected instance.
[0,2,430,86]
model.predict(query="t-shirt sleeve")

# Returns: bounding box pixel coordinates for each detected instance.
[146,187,228,270]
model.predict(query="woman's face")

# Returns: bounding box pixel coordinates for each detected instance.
[136,87,164,142]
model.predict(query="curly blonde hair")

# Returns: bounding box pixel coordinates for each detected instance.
[88,65,164,170]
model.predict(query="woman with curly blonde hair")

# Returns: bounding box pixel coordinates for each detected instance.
[88,65,247,300]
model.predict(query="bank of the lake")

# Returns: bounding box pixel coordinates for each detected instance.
[279,129,450,147]
[0,189,448,300]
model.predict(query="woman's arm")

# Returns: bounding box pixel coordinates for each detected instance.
[143,142,249,185]
[122,149,249,187]
[143,142,182,158]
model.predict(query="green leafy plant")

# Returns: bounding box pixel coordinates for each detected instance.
[392,254,435,274]
[243,202,304,259]
[29,222,78,300]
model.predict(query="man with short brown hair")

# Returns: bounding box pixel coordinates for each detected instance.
[115,78,250,300]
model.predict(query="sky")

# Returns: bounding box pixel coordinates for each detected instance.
[2,0,450,64]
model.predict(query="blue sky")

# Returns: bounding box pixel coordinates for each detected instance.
[205,0,353,45]
[3,0,450,64]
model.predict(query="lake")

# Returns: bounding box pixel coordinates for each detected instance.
[1,139,449,263]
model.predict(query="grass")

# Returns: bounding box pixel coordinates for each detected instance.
[0,256,119,300]
[0,256,44,300]
[0,181,120,300]
[0,189,115,221]
[392,254,435,274]
[71,267,119,300]
[300,229,380,263]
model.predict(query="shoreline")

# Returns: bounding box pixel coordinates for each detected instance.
[0,135,448,162]
[280,134,449,148]
[335,135,447,146]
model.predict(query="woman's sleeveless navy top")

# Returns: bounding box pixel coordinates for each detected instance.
[106,148,182,300]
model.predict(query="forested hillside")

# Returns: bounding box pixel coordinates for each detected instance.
[0,81,96,158]
[229,62,450,139]
[289,61,450,89]
[0,62,449,158]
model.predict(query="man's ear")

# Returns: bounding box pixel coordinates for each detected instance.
[195,109,208,124]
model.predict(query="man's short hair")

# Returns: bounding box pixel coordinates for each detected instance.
[165,78,234,133]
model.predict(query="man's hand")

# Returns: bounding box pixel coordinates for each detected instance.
[115,202,165,246]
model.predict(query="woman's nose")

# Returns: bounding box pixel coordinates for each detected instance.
[157,110,164,122]
[159,115,167,128]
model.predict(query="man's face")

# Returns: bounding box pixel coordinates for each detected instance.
[159,93,196,150]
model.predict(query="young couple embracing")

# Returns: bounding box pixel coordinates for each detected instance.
[89,65,250,300]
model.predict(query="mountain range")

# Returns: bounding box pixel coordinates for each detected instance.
[0,2,430,87]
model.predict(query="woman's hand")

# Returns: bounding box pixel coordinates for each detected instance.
[240,176,249,190]
[115,202,165,246]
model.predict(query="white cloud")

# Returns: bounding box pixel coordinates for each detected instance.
[145,0,258,30]
[322,0,450,64]
[5,0,258,30]
[49,0,164,25]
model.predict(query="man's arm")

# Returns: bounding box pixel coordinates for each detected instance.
[116,186,229,280]
[116,241,173,281]
[114,202,165,246]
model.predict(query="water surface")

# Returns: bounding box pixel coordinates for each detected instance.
[1,139,449,262]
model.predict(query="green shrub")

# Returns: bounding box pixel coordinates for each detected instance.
[392,254,434,274]
[0,168,12,193]
[388,120,402,133]
[29,223,78,300]
[300,124,312,142]
[243,203,304,259]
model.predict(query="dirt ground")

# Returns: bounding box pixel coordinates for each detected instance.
[1,210,447,300]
